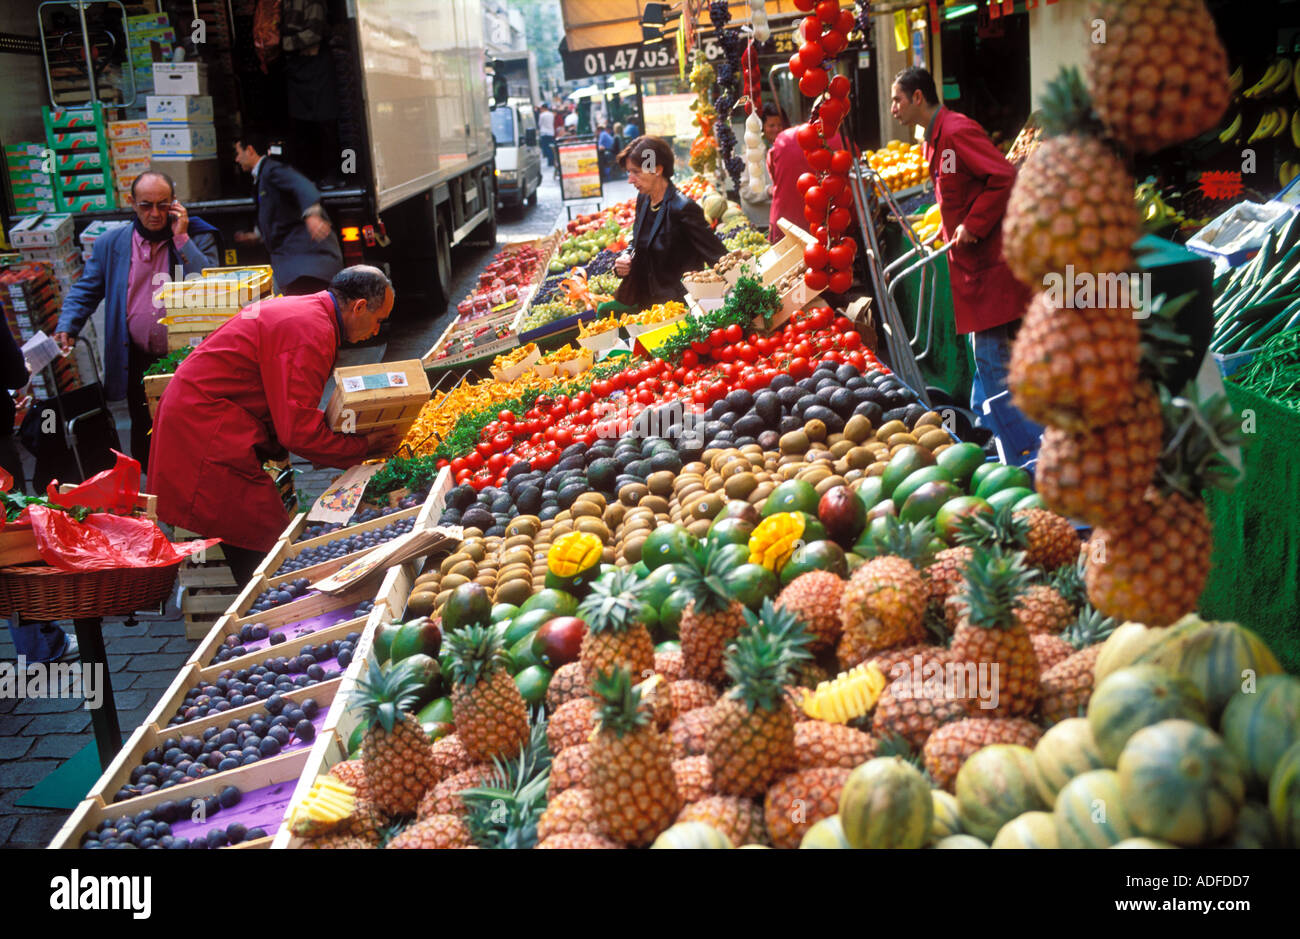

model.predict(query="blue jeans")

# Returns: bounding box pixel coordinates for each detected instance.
[7,617,70,663]
[969,321,1042,469]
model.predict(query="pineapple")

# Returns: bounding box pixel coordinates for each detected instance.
[669,679,719,718]
[777,570,846,652]
[302,832,375,850]
[352,658,441,816]
[922,717,1044,792]
[1003,68,1138,287]
[926,546,974,615]
[430,734,475,782]
[537,787,599,841]
[549,743,590,794]
[546,662,587,712]
[1010,293,1140,433]
[1014,583,1076,634]
[386,814,472,849]
[868,642,953,678]
[669,706,714,759]
[1038,607,1118,725]
[871,679,966,751]
[588,667,682,846]
[763,768,851,849]
[1085,391,1241,625]
[793,720,878,770]
[328,759,367,799]
[678,795,769,846]
[458,722,551,850]
[676,552,750,685]
[672,755,715,804]
[1086,0,1230,154]
[1030,632,1074,672]
[654,648,685,682]
[956,503,1078,573]
[838,518,932,669]
[707,600,812,797]
[547,697,596,753]
[536,832,623,849]
[948,549,1042,718]
[420,764,494,818]
[444,625,530,763]
[577,569,656,686]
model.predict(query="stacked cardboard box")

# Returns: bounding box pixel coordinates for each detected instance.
[148,62,218,201]
[107,119,151,204]
[9,213,81,299]
[44,103,116,214]
[5,142,57,215]
[0,262,85,402]
[124,12,174,108]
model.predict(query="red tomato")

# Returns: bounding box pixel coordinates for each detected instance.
[497,410,516,423]
[487,452,507,475]
[804,242,829,270]
[723,323,743,343]
[709,380,728,401]
[450,457,466,474]
[808,305,833,330]
[793,339,812,358]
[789,356,811,380]
[847,350,866,370]
[841,330,862,349]
[577,429,597,446]
[682,348,699,368]
[636,388,654,405]
[828,269,853,294]
[743,371,767,392]
[492,431,512,451]
[709,328,727,349]
[690,339,710,356]
[828,75,851,100]
[823,350,843,365]
[796,172,819,196]
[454,469,471,485]
[465,450,484,470]
[591,379,609,397]
[739,343,758,363]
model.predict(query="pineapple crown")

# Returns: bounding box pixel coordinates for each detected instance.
[954,503,1028,553]
[1063,605,1118,651]
[675,544,742,615]
[724,599,814,712]
[1138,292,1197,386]
[861,515,939,568]
[578,569,646,635]
[590,666,653,738]
[444,624,511,688]
[460,720,551,850]
[1037,66,1110,139]
[1154,386,1243,500]
[957,547,1035,630]
[352,657,425,733]
[1050,557,1088,610]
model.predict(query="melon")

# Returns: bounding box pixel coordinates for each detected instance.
[799,814,851,849]
[955,744,1044,843]
[1223,801,1277,849]
[1118,719,1245,847]
[991,810,1059,849]
[838,756,934,849]
[1054,769,1136,848]
[1087,664,1208,766]
[1269,740,1300,848]
[1133,618,1283,720]
[1032,717,1105,805]
[932,834,988,849]
[1093,621,1167,685]
[702,194,728,222]
[1109,837,1177,848]
[650,822,734,849]
[1220,674,1300,792]
[929,789,963,842]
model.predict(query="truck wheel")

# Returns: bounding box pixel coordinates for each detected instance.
[527,186,538,207]
[432,217,452,304]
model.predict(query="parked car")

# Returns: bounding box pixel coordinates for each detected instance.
[492,99,543,209]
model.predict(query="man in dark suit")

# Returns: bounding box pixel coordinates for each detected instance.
[54,170,221,474]
[232,131,343,295]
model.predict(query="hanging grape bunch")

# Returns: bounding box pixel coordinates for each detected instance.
[855,2,874,54]
[713,26,747,192]
[789,0,860,295]
[708,0,732,28]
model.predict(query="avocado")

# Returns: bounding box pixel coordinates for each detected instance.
[734,414,765,439]
[753,391,780,426]
[649,451,683,474]
[441,583,492,632]
[725,389,754,414]
[587,458,619,492]
[780,539,848,584]
[762,479,820,517]
[518,588,579,618]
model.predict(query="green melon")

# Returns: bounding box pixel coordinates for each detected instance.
[1032,717,1106,805]
[1109,837,1177,848]
[991,811,1059,849]
[650,822,734,849]
[931,834,988,849]
[1118,719,1245,847]
[1220,674,1300,792]
[1224,801,1277,849]
[1269,739,1300,848]
[955,744,1044,843]
[838,756,934,849]
[798,814,851,849]
[1053,769,1136,848]
[1093,621,1166,686]
[929,789,963,842]
[1086,664,1208,766]
[1133,618,1284,721]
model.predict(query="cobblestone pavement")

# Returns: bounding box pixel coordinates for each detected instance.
[0,171,644,846]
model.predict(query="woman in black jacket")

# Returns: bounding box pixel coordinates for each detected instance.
[599,136,726,315]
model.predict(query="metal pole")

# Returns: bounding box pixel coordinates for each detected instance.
[76,0,98,104]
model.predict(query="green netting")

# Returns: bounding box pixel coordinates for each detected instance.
[881,224,974,400]
[1200,381,1300,673]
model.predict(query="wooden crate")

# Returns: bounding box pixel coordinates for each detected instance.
[50,746,313,849]
[179,560,237,589]
[324,359,430,435]
[144,373,171,419]
[184,608,225,641]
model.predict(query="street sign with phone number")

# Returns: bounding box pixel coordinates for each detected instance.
[559,24,798,81]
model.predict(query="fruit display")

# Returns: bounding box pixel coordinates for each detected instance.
[82,785,270,849]
[1211,212,1300,357]
[864,141,926,192]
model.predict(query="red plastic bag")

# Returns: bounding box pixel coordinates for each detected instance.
[26,505,219,572]
[46,450,141,516]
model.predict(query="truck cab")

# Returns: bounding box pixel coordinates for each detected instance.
[491,99,542,209]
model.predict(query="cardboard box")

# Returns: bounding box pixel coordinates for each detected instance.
[110,136,152,160]
[8,214,75,249]
[126,12,171,29]
[55,150,105,172]
[107,119,150,141]
[18,240,78,264]
[150,123,216,158]
[13,198,58,215]
[152,62,209,96]
[147,95,212,123]
[5,142,45,159]
[7,156,45,174]
[151,157,221,201]
[44,105,104,131]
[58,172,108,193]
[325,360,431,435]
[112,154,153,178]
[9,170,54,187]
[57,192,114,213]
[80,219,129,248]
[48,130,102,151]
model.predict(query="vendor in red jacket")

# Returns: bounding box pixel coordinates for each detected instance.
[151,265,396,584]
[890,67,1041,467]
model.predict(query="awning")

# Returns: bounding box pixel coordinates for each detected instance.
[559,0,822,52]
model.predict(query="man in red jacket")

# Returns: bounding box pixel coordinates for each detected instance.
[151,265,396,585]
[890,67,1040,466]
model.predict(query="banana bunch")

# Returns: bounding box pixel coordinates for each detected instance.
[1243,58,1294,98]
[1293,110,1300,148]
[1281,161,1300,188]
[1218,111,1242,144]
[1135,178,1185,233]
[1247,106,1293,143]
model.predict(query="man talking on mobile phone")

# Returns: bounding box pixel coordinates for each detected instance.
[54,171,221,475]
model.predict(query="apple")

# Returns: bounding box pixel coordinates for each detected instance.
[532,616,587,668]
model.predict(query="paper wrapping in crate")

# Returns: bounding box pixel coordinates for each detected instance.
[532,360,558,379]
[577,325,621,354]
[489,344,540,382]
[558,347,594,376]
[682,273,728,301]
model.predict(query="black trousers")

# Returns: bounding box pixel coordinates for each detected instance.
[283,276,331,296]
[126,343,164,476]
[221,543,266,590]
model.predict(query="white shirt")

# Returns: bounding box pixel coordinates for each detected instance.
[564,112,578,130]
[538,110,555,136]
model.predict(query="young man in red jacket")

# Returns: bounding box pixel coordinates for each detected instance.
[890,67,1040,467]
[151,265,397,586]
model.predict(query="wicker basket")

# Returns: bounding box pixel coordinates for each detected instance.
[0,560,182,619]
